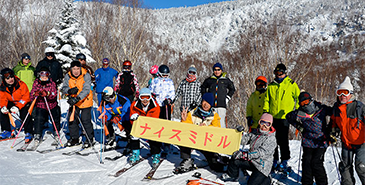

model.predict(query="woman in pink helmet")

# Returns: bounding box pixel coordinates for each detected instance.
[148,65,159,88]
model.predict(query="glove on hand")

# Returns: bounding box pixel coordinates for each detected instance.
[34,90,41,97]
[110,115,121,124]
[40,90,48,97]
[226,96,231,105]
[130,113,139,121]
[1,106,9,114]
[232,150,248,160]
[331,127,341,137]
[296,125,304,133]
[236,125,245,132]
[10,106,19,114]
[67,96,81,106]
[329,135,338,145]
[67,87,79,95]
[163,98,172,106]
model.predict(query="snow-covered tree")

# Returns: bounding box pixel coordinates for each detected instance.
[43,0,95,71]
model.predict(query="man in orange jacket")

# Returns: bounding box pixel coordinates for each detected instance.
[0,68,33,141]
[331,76,365,185]
[129,88,161,166]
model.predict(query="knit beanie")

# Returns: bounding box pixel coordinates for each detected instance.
[260,113,273,124]
[212,63,223,71]
[337,76,354,93]
[298,92,313,105]
[202,93,214,107]
[188,65,197,73]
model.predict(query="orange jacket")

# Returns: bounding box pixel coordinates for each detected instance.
[130,98,160,119]
[331,99,365,148]
[0,77,30,109]
[62,68,93,108]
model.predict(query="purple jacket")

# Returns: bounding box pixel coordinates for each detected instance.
[30,79,58,110]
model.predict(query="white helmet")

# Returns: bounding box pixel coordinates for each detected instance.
[45,47,55,53]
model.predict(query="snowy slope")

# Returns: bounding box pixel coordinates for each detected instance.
[0,99,361,185]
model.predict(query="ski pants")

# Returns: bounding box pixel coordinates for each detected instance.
[302,147,328,185]
[120,120,140,150]
[0,102,33,134]
[227,159,271,185]
[158,104,171,153]
[273,118,290,161]
[179,146,224,172]
[68,107,94,143]
[33,106,61,136]
[214,107,227,128]
[340,143,365,185]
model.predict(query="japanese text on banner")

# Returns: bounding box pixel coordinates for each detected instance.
[131,116,242,155]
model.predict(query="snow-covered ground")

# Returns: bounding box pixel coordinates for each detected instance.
[0,100,361,185]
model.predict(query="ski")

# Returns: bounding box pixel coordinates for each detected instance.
[37,146,67,154]
[0,137,17,142]
[76,145,120,156]
[16,140,33,152]
[26,137,47,151]
[190,172,225,185]
[271,167,292,185]
[147,164,209,180]
[142,158,165,180]
[109,158,146,177]
[62,147,85,156]
[105,155,124,161]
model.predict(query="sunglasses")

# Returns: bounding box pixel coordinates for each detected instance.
[39,71,50,77]
[45,53,54,57]
[299,99,311,107]
[213,68,221,71]
[259,120,272,128]
[139,95,151,100]
[188,71,196,75]
[336,89,350,96]
[4,73,14,80]
[274,71,284,76]
[123,65,131,69]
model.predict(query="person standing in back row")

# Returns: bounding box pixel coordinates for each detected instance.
[35,47,63,86]
[246,76,268,130]
[13,53,36,91]
[201,62,235,128]
[94,58,119,104]
[76,53,95,90]
[263,63,300,172]
[114,60,139,102]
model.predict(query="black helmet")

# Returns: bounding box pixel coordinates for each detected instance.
[274,63,287,74]
[1,68,14,80]
[76,53,86,60]
[158,65,170,76]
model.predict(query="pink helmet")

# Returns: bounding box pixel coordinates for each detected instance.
[149,65,159,75]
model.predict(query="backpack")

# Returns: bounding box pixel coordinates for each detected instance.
[117,72,135,96]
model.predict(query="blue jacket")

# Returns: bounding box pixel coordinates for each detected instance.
[103,95,131,122]
[94,67,119,93]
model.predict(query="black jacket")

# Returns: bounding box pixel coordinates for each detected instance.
[201,72,235,108]
[36,57,64,85]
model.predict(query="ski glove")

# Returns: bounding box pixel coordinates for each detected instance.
[67,87,79,95]
[40,90,49,97]
[67,96,81,106]
[226,96,231,105]
[329,135,338,145]
[331,127,341,137]
[232,150,248,160]
[110,115,121,125]
[130,113,139,121]
[163,98,173,106]
[34,90,41,97]
[1,106,9,114]
[10,106,19,114]
[236,125,245,132]
[296,125,304,133]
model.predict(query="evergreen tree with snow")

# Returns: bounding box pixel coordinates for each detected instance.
[43,0,95,71]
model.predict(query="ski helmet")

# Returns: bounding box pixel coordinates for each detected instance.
[274,63,287,74]
[102,86,115,102]
[1,68,14,80]
[76,53,86,60]
[255,76,268,84]
[158,65,170,77]
[149,65,158,75]
[45,47,55,54]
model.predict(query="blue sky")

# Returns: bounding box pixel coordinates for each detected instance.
[143,0,231,9]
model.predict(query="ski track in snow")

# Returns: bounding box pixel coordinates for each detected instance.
[0,101,362,184]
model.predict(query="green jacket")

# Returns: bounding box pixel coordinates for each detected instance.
[13,60,36,91]
[246,90,266,128]
[263,76,300,119]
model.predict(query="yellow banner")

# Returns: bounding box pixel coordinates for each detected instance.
[131,116,242,155]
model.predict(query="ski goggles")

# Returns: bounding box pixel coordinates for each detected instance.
[259,119,272,128]
[3,72,14,80]
[255,81,266,87]
[336,89,351,96]
[45,52,54,57]
[139,94,151,101]
[274,70,284,76]
[188,71,196,75]
[39,71,50,77]
[123,65,131,70]
[23,56,31,60]
[160,73,169,78]
[299,99,312,107]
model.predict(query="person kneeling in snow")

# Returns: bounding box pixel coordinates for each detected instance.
[220,113,276,184]
[175,93,224,174]
[129,88,162,166]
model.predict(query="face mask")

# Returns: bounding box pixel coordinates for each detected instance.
[275,77,285,83]
[259,129,269,134]
[302,101,316,114]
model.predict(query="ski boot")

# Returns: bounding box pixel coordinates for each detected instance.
[220,173,238,182]
[25,133,33,143]
[271,160,278,173]
[65,138,80,147]
[82,139,94,149]
[161,144,170,158]
[0,130,12,139]
[129,149,140,164]
[151,153,161,168]
[173,158,195,174]
[277,160,289,172]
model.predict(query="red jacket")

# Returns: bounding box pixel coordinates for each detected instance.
[0,77,30,109]
[130,98,160,120]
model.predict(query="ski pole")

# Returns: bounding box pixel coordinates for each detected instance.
[100,101,106,164]
[44,97,64,147]
[76,114,102,163]
[11,97,37,148]
[297,141,302,183]
[331,145,341,183]
[192,172,224,185]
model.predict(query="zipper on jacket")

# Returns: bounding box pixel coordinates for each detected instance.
[281,90,286,100]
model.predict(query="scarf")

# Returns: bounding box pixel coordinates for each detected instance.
[186,74,197,83]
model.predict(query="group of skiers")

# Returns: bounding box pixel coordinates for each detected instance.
[0,47,364,185]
